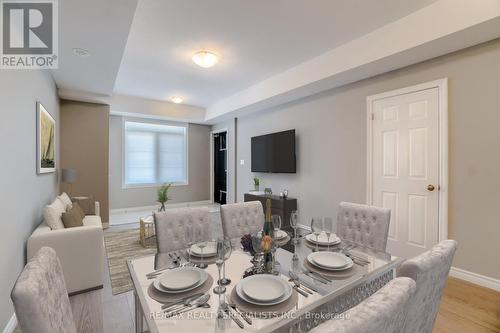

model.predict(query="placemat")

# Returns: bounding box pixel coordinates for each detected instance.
[189,254,217,265]
[229,286,298,318]
[303,258,363,279]
[148,274,214,303]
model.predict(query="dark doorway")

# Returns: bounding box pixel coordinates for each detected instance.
[213,131,227,204]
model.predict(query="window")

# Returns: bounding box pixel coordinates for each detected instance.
[124,120,187,186]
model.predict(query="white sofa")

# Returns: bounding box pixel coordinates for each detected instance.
[27,200,104,294]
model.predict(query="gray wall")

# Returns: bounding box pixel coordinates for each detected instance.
[235,39,500,280]
[109,115,210,209]
[0,70,59,328]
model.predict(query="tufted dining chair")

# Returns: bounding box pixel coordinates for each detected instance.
[154,207,212,253]
[337,201,391,252]
[310,277,416,333]
[398,239,457,333]
[11,247,77,333]
[220,201,265,239]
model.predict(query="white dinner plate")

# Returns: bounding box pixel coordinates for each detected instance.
[305,232,341,246]
[155,267,207,293]
[190,241,217,257]
[307,252,353,271]
[236,275,292,306]
[274,230,288,240]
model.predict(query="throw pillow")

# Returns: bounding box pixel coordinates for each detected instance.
[72,202,85,221]
[43,198,66,230]
[61,205,84,228]
[72,197,95,215]
[57,192,73,210]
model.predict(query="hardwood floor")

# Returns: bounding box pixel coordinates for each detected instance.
[433,277,500,333]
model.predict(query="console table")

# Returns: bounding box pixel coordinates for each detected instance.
[244,192,297,229]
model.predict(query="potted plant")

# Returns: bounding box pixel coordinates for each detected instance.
[253,177,260,191]
[157,183,172,212]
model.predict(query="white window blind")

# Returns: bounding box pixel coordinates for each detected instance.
[124,121,187,186]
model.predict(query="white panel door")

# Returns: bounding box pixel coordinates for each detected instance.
[371,88,439,258]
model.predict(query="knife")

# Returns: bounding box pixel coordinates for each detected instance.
[224,305,245,329]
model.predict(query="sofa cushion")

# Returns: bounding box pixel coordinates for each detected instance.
[82,215,102,228]
[72,202,85,221]
[57,192,73,210]
[43,199,66,230]
[61,206,84,228]
[72,197,95,215]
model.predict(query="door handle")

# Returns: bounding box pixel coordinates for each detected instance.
[427,184,435,191]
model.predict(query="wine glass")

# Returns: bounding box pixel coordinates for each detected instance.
[271,215,282,272]
[324,217,334,251]
[219,238,232,286]
[213,240,226,295]
[311,217,324,252]
[290,210,299,244]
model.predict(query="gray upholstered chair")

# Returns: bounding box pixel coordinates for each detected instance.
[154,207,212,253]
[11,247,77,333]
[220,201,265,239]
[337,201,391,252]
[310,277,416,333]
[398,239,457,333]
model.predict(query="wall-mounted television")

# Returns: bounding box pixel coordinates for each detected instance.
[251,129,296,173]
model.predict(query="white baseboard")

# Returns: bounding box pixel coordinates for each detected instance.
[3,313,17,333]
[110,200,213,215]
[450,266,500,291]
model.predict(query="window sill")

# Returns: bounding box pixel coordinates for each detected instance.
[122,182,189,190]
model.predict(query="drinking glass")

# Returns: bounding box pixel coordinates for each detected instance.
[290,210,299,244]
[311,217,324,252]
[324,217,334,251]
[185,224,194,263]
[219,238,232,286]
[251,232,264,273]
[213,240,226,295]
[271,215,282,272]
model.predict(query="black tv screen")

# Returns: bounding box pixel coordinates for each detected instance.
[251,129,296,173]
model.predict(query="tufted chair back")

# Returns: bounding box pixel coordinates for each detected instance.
[310,277,416,333]
[154,207,212,253]
[220,201,264,239]
[398,240,457,333]
[11,247,77,333]
[337,202,391,252]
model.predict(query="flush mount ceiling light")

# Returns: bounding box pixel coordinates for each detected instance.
[170,96,184,104]
[192,51,219,68]
[72,47,90,57]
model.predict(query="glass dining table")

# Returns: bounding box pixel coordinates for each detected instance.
[127,228,403,333]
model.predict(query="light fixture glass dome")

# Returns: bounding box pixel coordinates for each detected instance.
[192,51,219,68]
[170,96,184,104]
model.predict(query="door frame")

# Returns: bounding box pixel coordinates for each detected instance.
[366,78,448,242]
[210,128,229,204]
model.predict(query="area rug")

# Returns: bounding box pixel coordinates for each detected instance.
[104,228,157,295]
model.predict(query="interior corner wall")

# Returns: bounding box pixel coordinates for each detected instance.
[60,100,110,222]
[235,39,500,281]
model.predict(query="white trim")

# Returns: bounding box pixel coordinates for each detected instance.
[366,78,449,242]
[450,267,500,292]
[109,200,213,215]
[210,128,229,204]
[3,313,17,333]
[110,110,206,125]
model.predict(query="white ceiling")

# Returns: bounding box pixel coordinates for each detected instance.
[113,0,438,107]
[51,0,137,95]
